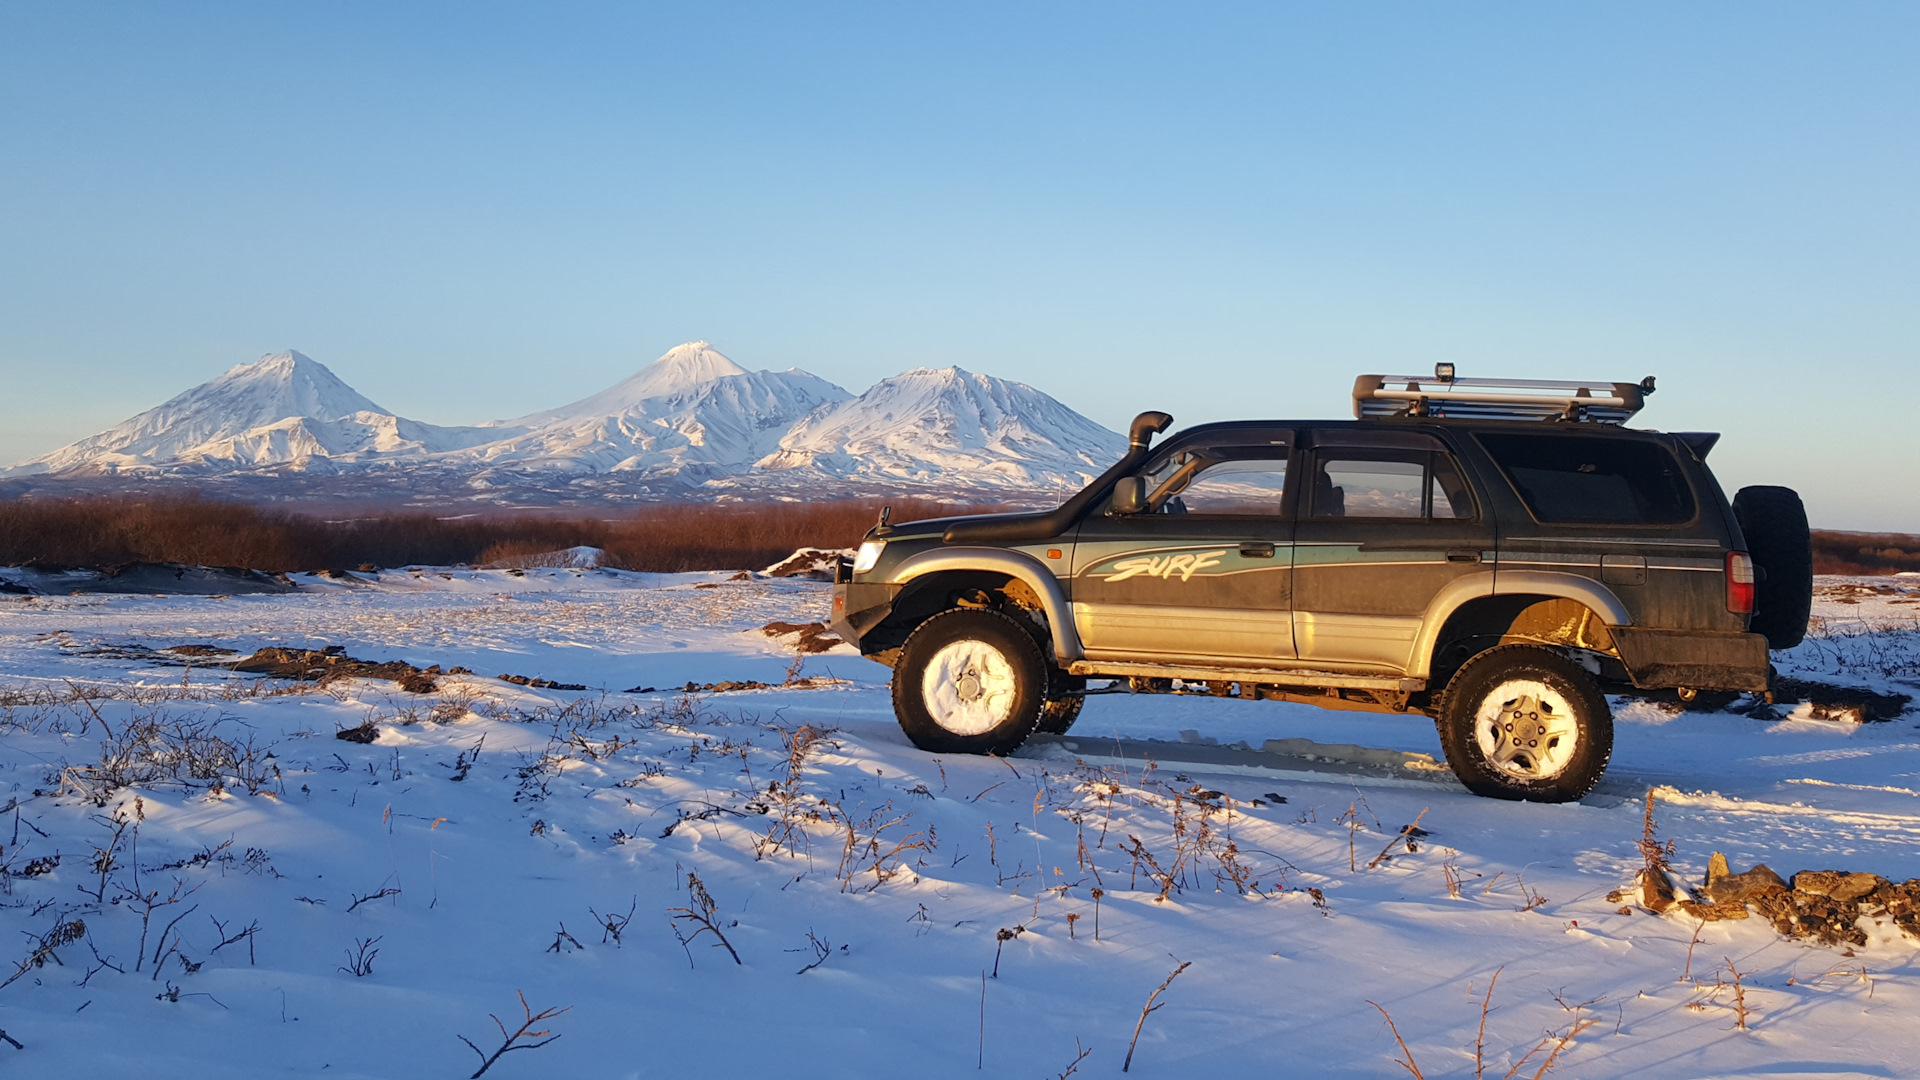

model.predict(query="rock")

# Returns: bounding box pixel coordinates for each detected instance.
[1794,870,1889,903]
[1750,886,1869,947]
[1678,899,1749,921]
[1703,863,1789,905]
[1637,866,1679,913]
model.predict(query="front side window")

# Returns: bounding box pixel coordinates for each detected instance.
[1138,443,1290,516]
[1311,450,1473,520]
[1476,433,1694,525]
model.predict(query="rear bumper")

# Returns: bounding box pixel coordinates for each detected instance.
[1612,627,1771,693]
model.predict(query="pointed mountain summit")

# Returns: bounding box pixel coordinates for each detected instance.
[9,350,494,476]
[506,340,753,428]
[760,366,1125,490]
[471,341,851,479]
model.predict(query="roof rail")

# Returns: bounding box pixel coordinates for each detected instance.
[1352,367,1655,424]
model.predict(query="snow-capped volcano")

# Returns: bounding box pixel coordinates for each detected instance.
[504,341,754,428]
[465,342,851,479]
[759,366,1127,490]
[6,344,1128,499]
[8,351,498,475]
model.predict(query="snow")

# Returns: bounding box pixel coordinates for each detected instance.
[499,341,755,427]
[761,366,1129,491]
[3,345,1125,495]
[1,574,1917,1077]
[6,351,503,475]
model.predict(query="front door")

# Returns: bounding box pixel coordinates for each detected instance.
[1290,428,1493,672]
[1070,432,1295,665]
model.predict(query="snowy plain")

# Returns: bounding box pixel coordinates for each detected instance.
[0,570,1917,1078]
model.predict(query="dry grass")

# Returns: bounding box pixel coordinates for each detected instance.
[0,495,987,572]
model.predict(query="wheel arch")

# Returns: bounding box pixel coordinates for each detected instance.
[886,547,1084,664]
[1409,570,1632,681]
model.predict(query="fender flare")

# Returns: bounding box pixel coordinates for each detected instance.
[1406,569,1633,679]
[890,547,1084,663]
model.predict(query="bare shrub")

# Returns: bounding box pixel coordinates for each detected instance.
[1124,958,1192,1072]
[1,919,85,990]
[667,872,741,967]
[56,708,276,804]
[339,936,381,977]
[458,991,571,1079]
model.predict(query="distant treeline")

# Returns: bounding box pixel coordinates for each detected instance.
[1811,531,1920,577]
[0,495,984,573]
[6,495,1909,578]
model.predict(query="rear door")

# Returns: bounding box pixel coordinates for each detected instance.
[1290,428,1493,671]
[1070,431,1296,664]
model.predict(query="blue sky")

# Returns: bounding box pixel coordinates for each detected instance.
[2,3,1915,528]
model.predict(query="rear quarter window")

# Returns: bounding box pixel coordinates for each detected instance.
[1475,432,1695,525]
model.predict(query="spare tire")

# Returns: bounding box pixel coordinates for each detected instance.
[1732,486,1812,650]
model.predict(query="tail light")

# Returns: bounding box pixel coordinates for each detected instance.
[1726,551,1756,614]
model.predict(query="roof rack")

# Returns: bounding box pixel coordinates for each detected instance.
[1352,366,1655,424]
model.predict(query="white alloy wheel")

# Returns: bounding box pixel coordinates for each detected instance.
[919,638,1019,735]
[1471,679,1581,782]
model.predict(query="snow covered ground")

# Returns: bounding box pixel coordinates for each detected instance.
[0,570,1917,1078]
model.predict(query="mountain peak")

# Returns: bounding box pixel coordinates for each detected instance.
[7,348,402,475]
[640,341,749,389]
[765,365,1126,490]
[506,341,764,427]
[206,350,387,418]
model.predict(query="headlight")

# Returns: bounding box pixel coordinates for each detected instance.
[852,540,886,574]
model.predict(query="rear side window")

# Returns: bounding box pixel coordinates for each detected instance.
[1477,433,1695,524]
[1310,450,1474,520]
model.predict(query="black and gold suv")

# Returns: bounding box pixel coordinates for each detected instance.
[829,371,1812,802]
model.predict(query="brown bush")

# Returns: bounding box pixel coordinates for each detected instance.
[1811,530,1920,576]
[0,495,990,573]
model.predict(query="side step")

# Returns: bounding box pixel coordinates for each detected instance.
[1067,660,1424,694]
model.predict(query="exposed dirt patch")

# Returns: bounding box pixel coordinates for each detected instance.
[623,675,845,694]
[10,562,299,595]
[1768,677,1911,722]
[232,645,455,693]
[760,620,843,654]
[498,673,588,691]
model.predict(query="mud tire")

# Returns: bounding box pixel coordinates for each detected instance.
[1732,485,1813,651]
[1436,645,1614,803]
[1036,672,1086,735]
[893,608,1046,755]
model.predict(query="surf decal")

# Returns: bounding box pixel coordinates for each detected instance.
[1101,549,1230,583]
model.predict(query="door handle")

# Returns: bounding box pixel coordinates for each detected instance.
[1240,542,1276,559]
[1446,549,1481,563]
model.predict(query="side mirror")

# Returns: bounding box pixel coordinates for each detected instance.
[1111,476,1147,515]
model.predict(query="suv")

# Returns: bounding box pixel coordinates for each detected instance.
[829,371,1813,802]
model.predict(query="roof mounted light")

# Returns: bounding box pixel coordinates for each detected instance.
[1434,362,1456,383]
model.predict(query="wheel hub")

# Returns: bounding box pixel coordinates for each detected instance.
[920,638,1018,735]
[955,670,983,703]
[1473,679,1580,782]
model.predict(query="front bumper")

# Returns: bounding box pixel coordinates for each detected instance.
[1612,627,1771,693]
[829,559,900,653]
